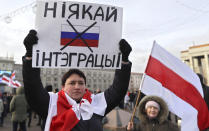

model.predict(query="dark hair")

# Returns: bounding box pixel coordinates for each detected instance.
[197,73,204,84]
[54,88,59,93]
[62,69,86,86]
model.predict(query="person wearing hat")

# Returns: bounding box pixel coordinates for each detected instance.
[127,95,179,131]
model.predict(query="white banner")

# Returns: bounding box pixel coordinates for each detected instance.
[33,0,123,69]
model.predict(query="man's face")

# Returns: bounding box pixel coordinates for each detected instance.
[145,106,159,119]
[63,74,86,101]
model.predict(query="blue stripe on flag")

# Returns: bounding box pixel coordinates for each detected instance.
[61,32,99,40]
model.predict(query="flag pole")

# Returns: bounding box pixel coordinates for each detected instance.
[130,41,155,123]
[130,73,145,123]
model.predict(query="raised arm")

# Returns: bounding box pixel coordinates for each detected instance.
[22,30,49,118]
[104,39,132,114]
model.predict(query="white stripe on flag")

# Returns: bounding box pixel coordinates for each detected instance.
[141,74,199,131]
[2,75,10,85]
[151,41,203,97]
[61,24,99,33]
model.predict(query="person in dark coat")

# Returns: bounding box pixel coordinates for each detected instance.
[129,91,136,110]
[1,92,8,126]
[127,95,179,131]
[22,30,132,131]
[197,73,209,110]
[197,74,209,131]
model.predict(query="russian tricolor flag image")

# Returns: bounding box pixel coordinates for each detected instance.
[60,24,100,47]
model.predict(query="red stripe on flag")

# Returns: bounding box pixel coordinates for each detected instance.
[145,56,209,130]
[61,39,98,47]
[2,77,9,82]
[11,80,20,88]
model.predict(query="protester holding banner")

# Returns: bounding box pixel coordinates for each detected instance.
[127,95,179,131]
[22,30,132,131]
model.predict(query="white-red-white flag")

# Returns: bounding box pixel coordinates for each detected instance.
[10,80,21,88]
[1,75,21,88]
[2,75,10,85]
[141,41,209,131]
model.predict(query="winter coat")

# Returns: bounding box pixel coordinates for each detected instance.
[22,57,132,131]
[134,95,180,131]
[203,85,209,110]
[197,73,209,110]
[10,87,28,122]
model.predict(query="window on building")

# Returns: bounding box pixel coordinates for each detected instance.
[54,69,58,75]
[54,83,58,88]
[46,77,51,81]
[108,74,111,77]
[40,69,43,74]
[61,70,65,75]
[87,72,91,76]
[88,79,91,83]
[93,72,97,76]
[47,70,51,75]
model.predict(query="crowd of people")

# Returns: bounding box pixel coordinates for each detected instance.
[0,87,183,131]
[0,92,13,127]
[0,29,208,131]
[0,86,59,131]
[123,90,140,111]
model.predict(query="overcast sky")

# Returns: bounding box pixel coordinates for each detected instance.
[1,0,209,72]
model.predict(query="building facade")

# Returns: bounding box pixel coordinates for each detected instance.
[40,68,116,92]
[0,56,14,71]
[129,72,143,91]
[0,56,16,93]
[181,43,209,85]
[0,56,143,93]
[40,68,143,92]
